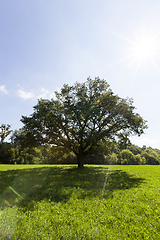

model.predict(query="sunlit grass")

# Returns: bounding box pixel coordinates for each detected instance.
[0,165,160,239]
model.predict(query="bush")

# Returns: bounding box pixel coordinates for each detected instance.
[118,149,135,165]
[141,148,160,165]
[134,154,146,165]
[104,153,118,165]
[0,142,13,164]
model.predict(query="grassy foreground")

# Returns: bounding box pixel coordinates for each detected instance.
[0,164,160,240]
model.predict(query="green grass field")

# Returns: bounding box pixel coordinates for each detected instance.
[0,164,160,239]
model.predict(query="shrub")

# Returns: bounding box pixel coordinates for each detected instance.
[141,148,160,165]
[119,149,135,165]
[104,153,118,165]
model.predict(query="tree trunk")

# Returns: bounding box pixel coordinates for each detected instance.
[77,154,84,168]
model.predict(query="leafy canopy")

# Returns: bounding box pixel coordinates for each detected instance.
[21,77,147,167]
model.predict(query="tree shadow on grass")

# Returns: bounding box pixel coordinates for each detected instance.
[0,166,53,210]
[0,166,145,211]
[103,169,145,199]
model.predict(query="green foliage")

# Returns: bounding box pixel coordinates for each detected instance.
[0,165,160,239]
[134,154,144,165]
[8,148,19,164]
[140,156,147,165]
[1,139,160,165]
[0,122,158,166]
[154,148,160,158]
[141,148,160,165]
[20,77,147,167]
[105,153,118,165]
[11,129,37,149]
[0,124,12,143]
[0,142,13,164]
[118,149,136,165]
[127,144,143,155]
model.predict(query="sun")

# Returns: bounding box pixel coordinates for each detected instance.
[101,25,160,74]
[94,22,160,76]
[132,35,158,62]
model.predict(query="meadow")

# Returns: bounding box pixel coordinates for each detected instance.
[0,164,160,239]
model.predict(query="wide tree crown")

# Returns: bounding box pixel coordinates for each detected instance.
[21,77,147,165]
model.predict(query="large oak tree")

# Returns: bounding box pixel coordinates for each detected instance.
[21,77,147,167]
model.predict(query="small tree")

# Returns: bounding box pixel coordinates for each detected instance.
[119,149,135,165]
[11,129,36,149]
[21,77,147,167]
[0,124,12,143]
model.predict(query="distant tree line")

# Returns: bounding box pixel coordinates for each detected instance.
[0,123,159,165]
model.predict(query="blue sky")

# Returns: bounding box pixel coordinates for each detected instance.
[1,0,160,148]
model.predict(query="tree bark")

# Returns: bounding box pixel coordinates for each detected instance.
[77,154,84,168]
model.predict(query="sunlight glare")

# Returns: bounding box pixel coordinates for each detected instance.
[95,22,160,76]
[133,36,157,61]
